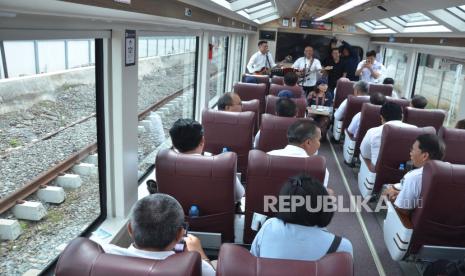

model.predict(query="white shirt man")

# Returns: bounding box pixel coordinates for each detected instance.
[292,46,322,87]
[247,41,276,74]
[355,52,386,84]
[333,80,369,121]
[347,112,362,138]
[393,167,423,209]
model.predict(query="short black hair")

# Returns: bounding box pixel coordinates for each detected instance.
[258,40,268,47]
[380,102,403,122]
[276,174,333,227]
[169,118,203,153]
[276,98,297,117]
[416,134,445,161]
[383,77,395,85]
[287,120,319,144]
[455,119,465,130]
[370,92,386,105]
[217,92,235,111]
[411,95,428,109]
[284,72,298,86]
[366,50,377,58]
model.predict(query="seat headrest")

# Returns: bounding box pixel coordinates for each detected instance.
[438,127,465,164]
[403,107,446,131]
[202,109,255,124]
[368,83,393,97]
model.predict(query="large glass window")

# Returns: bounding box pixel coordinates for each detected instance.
[67,40,91,68]
[232,36,244,83]
[413,53,465,126]
[0,38,102,275]
[137,36,196,175]
[383,48,409,94]
[209,35,229,105]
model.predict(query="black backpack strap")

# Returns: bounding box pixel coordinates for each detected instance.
[326,235,342,254]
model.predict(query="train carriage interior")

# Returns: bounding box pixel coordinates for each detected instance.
[1,0,465,275]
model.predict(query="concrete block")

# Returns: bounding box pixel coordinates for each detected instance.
[22,269,42,276]
[140,120,153,132]
[73,163,98,176]
[84,154,98,165]
[0,219,22,240]
[55,174,82,189]
[12,201,46,221]
[138,125,146,134]
[37,186,65,204]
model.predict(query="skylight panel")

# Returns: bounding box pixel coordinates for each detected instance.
[244,2,272,13]
[402,25,452,33]
[399,12,432,23]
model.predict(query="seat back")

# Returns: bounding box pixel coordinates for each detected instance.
[341,95,370,131]
[386,97,410,110]
[265,95,306,118]
[257,114,310,152]
[438,127,465,164]
[55,238,201,276]
[156,149,236,241]
[202,109,255,177]
[234,82,267,113]
[403,107,446,132]
[354,103,382,158]
[368,83,393,97]
[334,80,354,108]
[244,150,326,243]
[216,243,353,276]
[373,125,435,193]
[242,74,270,85]
[268,84,304,98]
[409,161,465,254]
[271,76,284,85]
[242,99,260,133]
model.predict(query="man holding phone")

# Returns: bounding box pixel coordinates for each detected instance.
[355,50,385,83]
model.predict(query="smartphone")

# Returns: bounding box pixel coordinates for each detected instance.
[174,222,189,253]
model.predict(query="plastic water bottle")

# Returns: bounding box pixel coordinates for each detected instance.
[399,163,405,171]
[222,147,229,153]
[189,205,200,217]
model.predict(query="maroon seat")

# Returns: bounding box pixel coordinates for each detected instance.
[341,95,370,131]
[234,82,267,114]
[265,95,306,118]
[372,125,436,194]
[202,109,255,177]
[403,107,446,132]
[438,127,465,164]
[256,114,312,152]
[409,161,465,254]
[244,150,326,243]
[368,83,393,97]
[268,84,304,98]
[156,149,236,242]
[353,103,382,159]
[216,243,353,276]
[55,238,201,276]
[242,74,270,86]
[386,97,410,110]
[242,99,260,134]
[333,80,354,108]
[271,76,284,85]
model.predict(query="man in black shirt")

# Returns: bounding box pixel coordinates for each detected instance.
[323,48,347,96]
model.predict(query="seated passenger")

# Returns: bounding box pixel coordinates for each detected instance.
[253,97,297,148]
[360,102,416,168]
[307,78,333,140]
[384,134,445,215]
[217,92,242,112]
[250,174,353,261]
[283,71,299,88]
[410,95,428,109]
[347,92,386,138]
[268,120,329,187]
[334,80,369,121]
[170,118,245,202]
[456,119,465,129]
[101,194,215,276]
[383,77,399,98]
[277,90,294,98]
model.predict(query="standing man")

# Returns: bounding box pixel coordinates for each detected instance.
[292,46,324,96]
[247,40,276,75]
[322,47,347,97]
[355,50,385,83]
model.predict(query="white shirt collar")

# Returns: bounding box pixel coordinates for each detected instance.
[127,244,175,259]
[283,145,310,156]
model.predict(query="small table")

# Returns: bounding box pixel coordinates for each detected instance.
[307,105,333,117]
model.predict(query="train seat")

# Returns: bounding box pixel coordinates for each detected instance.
[268,83,304,98]
[332,80,355,141]
[358,125,435,198]
[438,127,465,164]
[216,243,353,276]
[55,237,201,276]
[156,149,236,242]
[368,83,393,97]
[234,82,267,114]
[403,107,446,132]
[265,95,306,118]
[202,109,255,178]
[270,75,284,85]
[243,150,326,244]
[241,99,260,134]
[384,161,465,261]
[386,97,410,109]
[334,94,370,144]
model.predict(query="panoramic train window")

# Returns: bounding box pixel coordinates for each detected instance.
[232,35,244,83]
[0,38,102,275]
[383,48,409,93]
[209,35,229,106]
[413,53,465,126]
[137,36,196,176]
